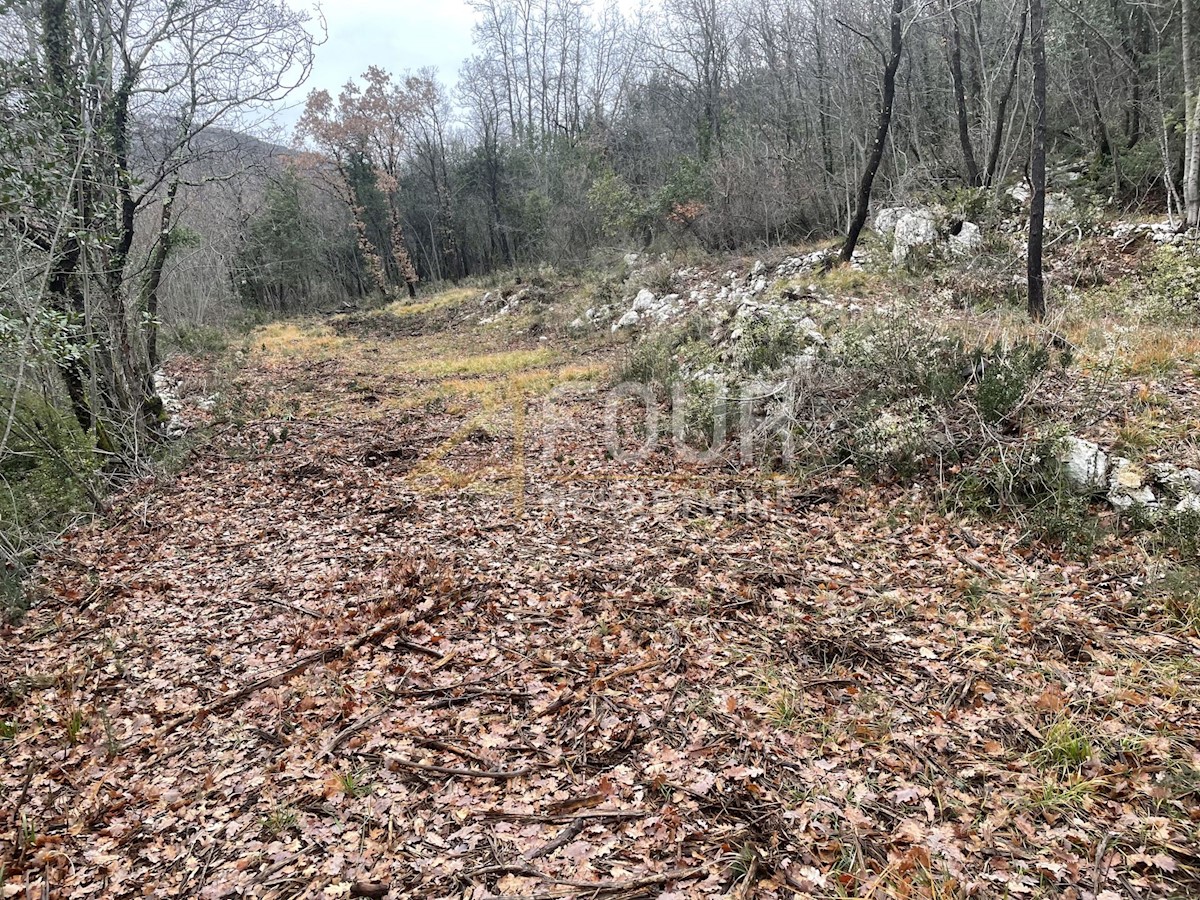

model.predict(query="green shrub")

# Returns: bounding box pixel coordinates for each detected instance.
[975,341,1052,424]
[676,377,726,448]
[847,399,937,480]
[1,563,27,623]
[836,320,969,405]
[944,433,1103,556]
[164,324,230,356]
[0,395,101,619]
[1143,246,1200,319]
[619,316,714,392]
[733,317,805,375]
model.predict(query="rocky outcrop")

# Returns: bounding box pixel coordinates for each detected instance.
[948,221,982,255]
[892,211,939,263]
[871,206,982,263]
[1059,437,1200,519]
[1059,437,1108,492]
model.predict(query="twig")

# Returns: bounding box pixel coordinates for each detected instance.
[410,733,495,767]
[525,866,709,898]
[1,759,37,873]
[594,655,661,686]
[387,755,530,780]
[525,820,585,860]
[956,552,993,578]
[323,709,388,758]
[145,617,426,749]
[465,862,542,878]
[481,809,646,824]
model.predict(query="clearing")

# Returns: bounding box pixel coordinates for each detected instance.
[2,260,1199,899]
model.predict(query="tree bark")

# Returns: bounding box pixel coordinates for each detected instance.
[944,0,980,185]
[142,177,180,371]
[1028,0,1047,322]
[984,3,1027,187]
[1184,0,1200,228]
[840,0,905,264]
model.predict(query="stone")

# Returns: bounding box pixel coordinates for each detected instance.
[874,207,908,236]
[948,221,982,255]
[624,253,640,267]
[1150,462,1200,498]
[1175,494,1200,514]
[1008,183,1031,204]
[611,309,640,331]
[632,288,657,311]
[1044,193,1076,223]
[892,211,938,263]
[1059,437,1108,492]
[1108,457,1158,512]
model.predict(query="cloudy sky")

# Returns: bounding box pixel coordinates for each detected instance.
[296,0,478,104]
[278,0,643,128]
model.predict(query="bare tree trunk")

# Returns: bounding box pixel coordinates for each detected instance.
[813,0,835,180]
[944,0,980,185]
[840,0,905,264]
[985,3,1026,186]
[142,177,180,370]
[1184,0,1200,228]
[1028,0,1047,322]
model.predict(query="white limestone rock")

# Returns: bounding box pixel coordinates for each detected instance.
[1059,437,1108,492]
[949,221,982,255]
[892,211,938,263]
[612,309,640,331]
[632,288,657,312]
[1108,457,1158,512]
[874,207,908,236]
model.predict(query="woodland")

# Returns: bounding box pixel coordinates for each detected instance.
[2,0,1200,897]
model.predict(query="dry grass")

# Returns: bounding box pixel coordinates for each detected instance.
[394,348,557,378]
[253,322,348,358]
[384,286,480,318]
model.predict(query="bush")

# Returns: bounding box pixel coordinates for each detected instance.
[733,317,805,375]
[0,395,101,618]
[163,324,230,356]
[751,317,1070,499]
[944,433,1103,556]
[1143,246,1200,319]
[975,341,1052,424]
[619,316,715,393]
[1,562,26,623]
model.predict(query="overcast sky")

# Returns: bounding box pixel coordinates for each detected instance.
[294,0,477,107]
[279,0,642,129]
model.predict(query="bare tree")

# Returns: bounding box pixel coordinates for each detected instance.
[1028,0,1047,321]
[1184,0,1200,227]
[1,0,315,452]
[840,0,907,264]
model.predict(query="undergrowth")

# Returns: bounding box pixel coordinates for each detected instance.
[621,310,1100,552]
[0,395,102,621]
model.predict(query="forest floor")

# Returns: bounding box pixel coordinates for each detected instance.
[2,259,1200,899]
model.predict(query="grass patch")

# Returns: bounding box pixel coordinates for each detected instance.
[397,348,557,378]
[254,323,348,358]
[385,286,479,318]
[1028,776,1102,814]
[1031,716,1094,774]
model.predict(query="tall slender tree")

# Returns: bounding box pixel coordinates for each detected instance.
[1184,0,1200,228]
[1028,0,1047,322]
[840,0,906,265]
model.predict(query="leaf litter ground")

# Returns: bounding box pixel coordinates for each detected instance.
[1,313,1198,900]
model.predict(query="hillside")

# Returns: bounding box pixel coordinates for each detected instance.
[3,214,1199,898]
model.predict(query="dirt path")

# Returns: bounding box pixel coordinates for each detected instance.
[1,318,1197,899]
